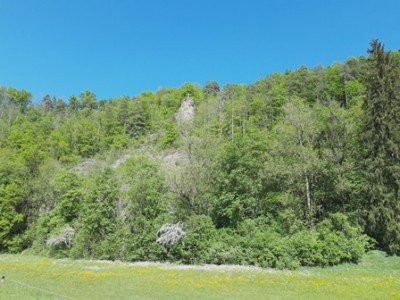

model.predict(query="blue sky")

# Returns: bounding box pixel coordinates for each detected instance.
[0,0,399,102]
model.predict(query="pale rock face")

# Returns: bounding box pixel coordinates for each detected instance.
[175,96,195,124]
[162,152,184,168]
[73,158,99,174]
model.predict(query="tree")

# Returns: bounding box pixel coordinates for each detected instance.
[68,95,80,112]
[51,171,84,222]
[161,120,179,148]
[362,40,400,254]
[55,98,67,113]
[271,98,321,228]
[326,63,346,106]
[7,87,32,112]
[317,101,362,215]
[179,83,202,103]
[219,85,241,141]
[80,90,97,111]
[127,99,148,137]
[203,81,220,95]
[211,134,270,228]
[285,66,315,103]
[249,73,288,128]
[76,117,101,157]
[0,183,24,251]
[42,95,52,114]
[168,135,219,218]
[121,156,167,221]
[117,96,130,127]
[71,169,118,258]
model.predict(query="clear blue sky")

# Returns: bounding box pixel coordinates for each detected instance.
[1,0,399,102]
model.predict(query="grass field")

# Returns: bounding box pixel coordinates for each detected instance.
[0,251,399,299]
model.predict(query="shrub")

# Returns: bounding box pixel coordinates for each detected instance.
[156,221,185,246]
[46,225,75,249]
[168,215,217,264]
[316,213,371,265]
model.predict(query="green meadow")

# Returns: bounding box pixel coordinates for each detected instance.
[0,251,399,300]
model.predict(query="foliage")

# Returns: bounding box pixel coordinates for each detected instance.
[121,155,168,221]
[203,80,220,95]
[0,40,398,267]
[70,169,119,258]
[0,183,23,251]
[362,40,400,254]
[168,215,217,264]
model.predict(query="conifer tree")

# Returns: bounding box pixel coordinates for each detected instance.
[362,40,400,254]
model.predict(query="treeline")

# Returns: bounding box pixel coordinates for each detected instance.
[0,40,399,268]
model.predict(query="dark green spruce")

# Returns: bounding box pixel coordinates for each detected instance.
[362,40,400,254]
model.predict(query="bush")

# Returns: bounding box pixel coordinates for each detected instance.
[289,231,323,266]
[46,225,75,249]
[203,215,370,269]
[316,213,371,265]
[167,215,217,264]
[206,228,247,265]
[286,213,371,267]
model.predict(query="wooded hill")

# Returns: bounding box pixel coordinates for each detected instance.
[1,40,399,269]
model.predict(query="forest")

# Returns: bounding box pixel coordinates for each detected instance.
[0,40,399,269]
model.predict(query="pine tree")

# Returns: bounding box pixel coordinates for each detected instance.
[362,40,400,254]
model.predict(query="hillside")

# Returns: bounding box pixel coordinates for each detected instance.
[0,40,399,268]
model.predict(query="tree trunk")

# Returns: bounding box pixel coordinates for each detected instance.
[304,171,313,229]
[231,96,234,142]
[218,95,224,135]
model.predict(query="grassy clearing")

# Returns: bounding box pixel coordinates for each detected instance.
[0,251,399,300]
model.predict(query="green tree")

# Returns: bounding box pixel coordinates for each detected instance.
[285,66,315,103]
[317,101,362,215]
[6,117,46,176]
[117,96,130,127]
[271,98,321,228]
[121,156,167,221]
[211,133,270,228]
[42,95,52,114]
[75,117,101,157]
[55,98,67,113]
[180,83,202,103]
[127,99,148,137]
[326,63,346,106]
[68,95,80,112]
[0,183,24,251]
[52,171,84,222]
[161,120,179,148]
[7,87,32,112]
[203,80,220,95]
[249,73,288,128]
[71,169,118,258]
[362,40,400,254]
[80,90,97,111]
[168,135,219,218]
